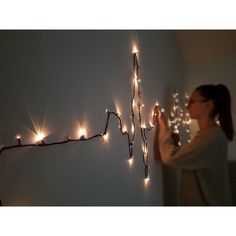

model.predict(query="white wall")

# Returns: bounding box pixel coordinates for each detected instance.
[0,30,184,205]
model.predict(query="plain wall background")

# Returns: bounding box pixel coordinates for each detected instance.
[0,30,184,205]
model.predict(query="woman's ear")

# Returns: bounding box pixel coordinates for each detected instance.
[206,100,215,113]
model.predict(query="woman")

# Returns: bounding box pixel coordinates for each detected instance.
[154,84,235,206]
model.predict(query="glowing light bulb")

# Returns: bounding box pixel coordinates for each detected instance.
[155,101,159,106]
[132,46,139,54]
[128,158,133,166]
[149,121,154,128]
[141,123,146,129]
[161,108,165,113]
[123,125,127,133]
[134,76,138,87]
[103,132,109,142]
[131,124,134,134]
[144,177,150,186]
[132,101,136,108]
[16,135,21,145]
[78,128,86,139]
[35,132,45,144]
[116,107,121,116]
[142,144,148,154]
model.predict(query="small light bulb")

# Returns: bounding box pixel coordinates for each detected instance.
[35,132,45,144]
[144,177,150,186]
[132,46,139,54]
[149,121,154,128]
[78,128,86,139]
[131,124,135,134]
[123,125,127,133]
[103,132,109,142]
[116,107,121,116]
[132,101,136,108]
[16,135,21,145]
[128,158,133,166]
[161,108,165,113]
[134,77,138,86]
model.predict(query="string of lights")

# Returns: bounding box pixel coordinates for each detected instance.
[133,50,151,179]
[168,90,192,145]
[182,93,192,142]
[168,90,183,146]
[0,45,155,181]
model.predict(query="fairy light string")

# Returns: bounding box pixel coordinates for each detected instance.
[0,45,155,181]
[182,93,192,142]
[133,50,151,179]
[168,90,192,145]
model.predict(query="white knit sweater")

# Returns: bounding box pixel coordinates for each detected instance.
[158,125,233,206]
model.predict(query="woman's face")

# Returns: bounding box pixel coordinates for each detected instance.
[187,90,210,119]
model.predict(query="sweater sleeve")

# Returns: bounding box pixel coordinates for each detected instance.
[158,126,219,170]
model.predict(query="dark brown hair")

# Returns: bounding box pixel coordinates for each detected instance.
[196,84,235,141]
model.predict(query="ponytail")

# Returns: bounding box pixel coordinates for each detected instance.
[196,84,235,141]
[216,84,234,141]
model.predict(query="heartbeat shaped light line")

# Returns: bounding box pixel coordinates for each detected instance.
[0,45,156,181]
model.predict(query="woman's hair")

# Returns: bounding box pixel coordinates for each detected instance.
[195,84,235,141]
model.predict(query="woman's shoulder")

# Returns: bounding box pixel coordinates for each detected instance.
[198,125,227,142]
[196,125,226,139]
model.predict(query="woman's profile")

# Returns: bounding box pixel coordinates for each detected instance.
[154,84,235,206]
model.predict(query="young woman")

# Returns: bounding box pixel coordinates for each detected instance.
[154,84,235,206]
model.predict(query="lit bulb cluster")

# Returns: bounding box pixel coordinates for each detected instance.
[0,45,155,182]
[169,90,183,136]
[168,90,192,144]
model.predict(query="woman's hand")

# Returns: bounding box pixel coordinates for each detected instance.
[154,105,180,146]
[153,105,168,128]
